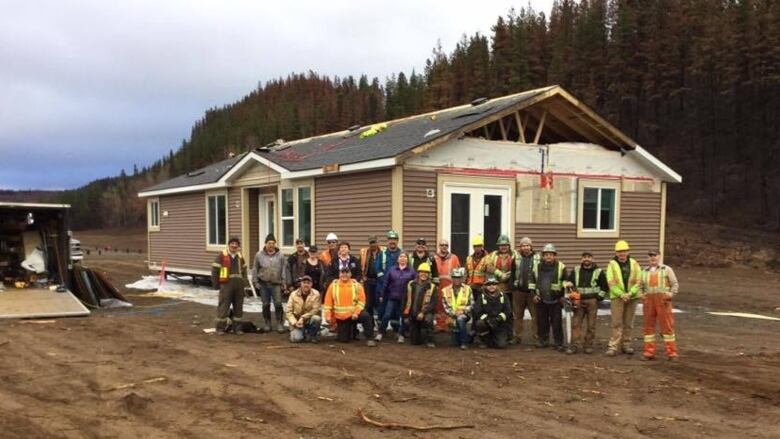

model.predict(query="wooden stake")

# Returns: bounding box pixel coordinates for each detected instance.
[357,408,475,431]
[534,109,547,144]
[515,111,526,143]
[498,117,507,141]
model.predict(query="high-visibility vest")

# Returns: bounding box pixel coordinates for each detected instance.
[575,266,603,297]
[443,284,471,312]
[376,248,401,278]
[642,266,670,294]
[404,281,435,315]
[359,247,384,277]
[606,258,642,299]
[216,250,244,284]
[466,253,488,285]
[488,250,517,280]
[329,280,363,319]
[515,252,541,290]
[532,261,565,292]
[480,292,507,321]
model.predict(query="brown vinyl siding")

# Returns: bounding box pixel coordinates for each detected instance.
[149,192,216,272]
[515,191,662,266]
[314,169,392,247]
[403,169,437,249]
[247,189,259,258]
[228,188,242,240]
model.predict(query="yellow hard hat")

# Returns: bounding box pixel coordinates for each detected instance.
[417,262,431,273]
[615,240,630,252]
[471,235,484,247]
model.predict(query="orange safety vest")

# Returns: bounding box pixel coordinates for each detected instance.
[403,281,436,315]
[466,253,488,286]
[217,250,244,284]
[325,280,365,321]
[435,253,461,288]
[359,247,384,278]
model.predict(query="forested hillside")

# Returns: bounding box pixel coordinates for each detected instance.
[51,0,779,232]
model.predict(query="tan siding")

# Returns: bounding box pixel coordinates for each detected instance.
[515,191,662,267]
[315,170,392,247]
[149,192,217,272]
[228,188,242,240]
[403,169,437,249]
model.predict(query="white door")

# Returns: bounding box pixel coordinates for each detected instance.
[258,193,276,246]
[442,183,511,262]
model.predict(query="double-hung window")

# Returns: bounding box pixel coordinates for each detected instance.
[278,183,313,249]
[578,180,620,238]
[148,198,160,231]
[207,192,227,247]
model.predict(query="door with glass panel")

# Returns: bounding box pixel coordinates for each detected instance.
[258,193,276,247]
[442,183,511,263]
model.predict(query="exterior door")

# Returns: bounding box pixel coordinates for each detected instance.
[258,193,276,247]
[442,183,511,262]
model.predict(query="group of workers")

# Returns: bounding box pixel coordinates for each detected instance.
[211,230,680,361]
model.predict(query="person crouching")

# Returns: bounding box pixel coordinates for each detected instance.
[402,262,438,348]
[324,266,376,346]
[286,275,322,343]
[474,276,511,349]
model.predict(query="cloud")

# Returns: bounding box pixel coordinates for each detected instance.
[0,0,553,190]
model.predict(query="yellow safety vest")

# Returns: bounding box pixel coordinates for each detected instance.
[443,284,472,311]
[532,261,565,292]
[606,258,641,299]
[575,266,603,296]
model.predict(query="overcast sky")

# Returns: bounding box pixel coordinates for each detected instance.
[0,0,553,190]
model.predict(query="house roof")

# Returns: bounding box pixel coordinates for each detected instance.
[141,153,247,193]
[257,87,553,171]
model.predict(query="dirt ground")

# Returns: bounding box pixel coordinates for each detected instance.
[1,231,780,438]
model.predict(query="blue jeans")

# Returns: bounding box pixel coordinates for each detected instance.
[451,315,472,346]
[290,316,322,342]
[258,282,282,310]
[379,298,403,335]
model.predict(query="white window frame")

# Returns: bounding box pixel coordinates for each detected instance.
[280,187,295,247]
[205,190,229,251]
[277,179,314,253]
[147,198,160,232]
[577,179,620,238]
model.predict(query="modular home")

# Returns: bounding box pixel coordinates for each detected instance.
[138,85,681,277]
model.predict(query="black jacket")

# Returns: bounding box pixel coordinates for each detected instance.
[410,252,439,284]
[473,291,512,322]
[328,254,362,286]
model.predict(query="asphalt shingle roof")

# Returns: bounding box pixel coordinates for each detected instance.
[141,153,246,192]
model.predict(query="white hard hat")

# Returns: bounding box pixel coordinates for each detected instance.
[325,232,338,241]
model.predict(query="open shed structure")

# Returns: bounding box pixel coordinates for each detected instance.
[138,85,681,276]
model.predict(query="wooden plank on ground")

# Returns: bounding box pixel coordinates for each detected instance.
[0,288,90,319]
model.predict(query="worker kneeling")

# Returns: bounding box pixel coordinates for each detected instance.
[286,275,322,343]
[402,262,438,348]
[442,267,473,350]
[324,267,376,346]
[474,276,512,349]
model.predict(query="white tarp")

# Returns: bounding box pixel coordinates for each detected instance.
[126,276,268,313]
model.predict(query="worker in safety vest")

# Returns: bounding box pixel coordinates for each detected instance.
[441,267,473,349]
[211,236,247,335]
[434,238,461,332]
[359,235,383,329]
[375,230,404,323]
[639,249,680,362]
[324,266,376,346]
[486,234,517,340]
[320,232,339,285]
[532,244,567,351]
[466,235,489,299]
[565,250,608,354]
[511,236,540,344]
[605,240,642,357]
[473,276,511,349]
[402,262,438,347]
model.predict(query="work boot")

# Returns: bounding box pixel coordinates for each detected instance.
[566,346,577,355]
[605,349,617,357]
[261,307,272,333]
[623,346,635,355]
[366,340,377,347]
[374,333,383,341]
[275,309,286,334]
[310,335,319,344]
[639,355,653,361]
[426,342,436,348]
[460,344,467,350]
[234,322,245,335]
[215,320,227,335]
[556,345,566,353]
[536,340,549,348]
[397,335,405,344]
[584,347,595,354]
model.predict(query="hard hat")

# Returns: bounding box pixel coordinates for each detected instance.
[326,232,338,241]
[496,234,511,245]
[520,237,533,246]
[471,235,484,247]
[542,243,557,254]
[484,276,499,285]
[451,267,465,278]
[386,230,399,240]
[417,262,431,273]
[615,240,630,252]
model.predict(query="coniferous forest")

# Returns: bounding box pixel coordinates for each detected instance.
[59,0,780,232]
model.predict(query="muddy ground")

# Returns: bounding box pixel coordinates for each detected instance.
[1,231,779,438]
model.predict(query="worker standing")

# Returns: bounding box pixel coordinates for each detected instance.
[466,235,488,303]
[375,230,404,324]
[486,234,517,340]
[375,252,416,343]
[566,251,608,354]
[402,262,438,347]
[441,267,473,349]
[323,267,376,346]
[410,238,439,284]
[473,276,512,349]
[320,232,339,286]
[605,240,643,357]
[434,239,461,331]
[286,238,309,293]
[254,234,287,333]
[285,275,322,343]
[359,235,382,331]
[211,237,247,335]
[328,242,362,285]
[512,237,540,344]
[639,249,680,362]
[533,244,567,352]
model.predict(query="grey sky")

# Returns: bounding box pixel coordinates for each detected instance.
[0,0,553,190]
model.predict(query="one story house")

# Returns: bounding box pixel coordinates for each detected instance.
[138,85,681,277]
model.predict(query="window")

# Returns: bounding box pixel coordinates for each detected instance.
[577,180,620,238]
[281,188,294,246]
[297,186,311,245]
[207,193,227,246]
[148,199,160,231]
